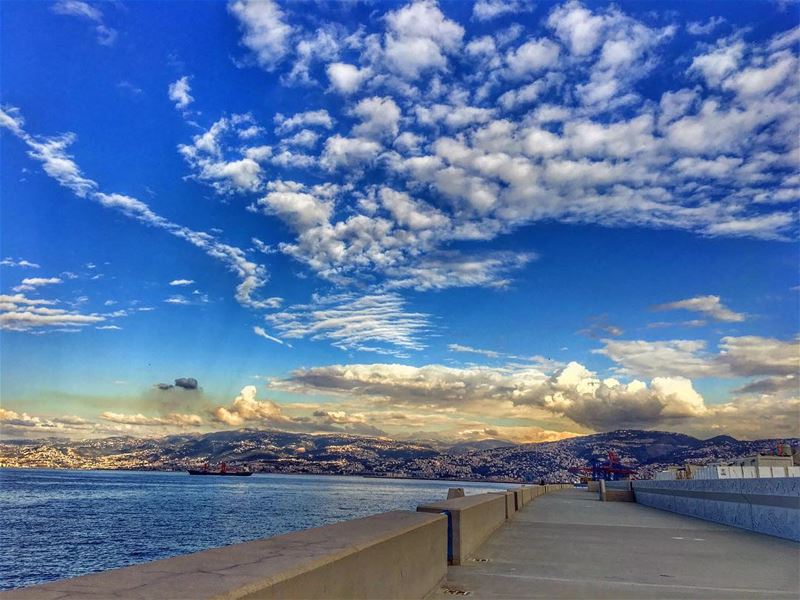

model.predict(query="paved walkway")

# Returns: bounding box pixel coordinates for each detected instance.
[432,488,799,599]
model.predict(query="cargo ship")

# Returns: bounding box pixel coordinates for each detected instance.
[188,461,252,476]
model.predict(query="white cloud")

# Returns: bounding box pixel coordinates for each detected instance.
[1,107,280,312]
[100,412,203,427]
[448,343,501,358]
[52,1,117,46]
[257,180,333,230]
[266,292,430,355]
[320,135,382,170]
[282,129,320,148]
[383,0,464,79]
[718,336,800,377]
[352,96,401,140]
[689,40,745,87]
[0,293,106,332]
[254,325,290,347]
[327,62,371,94]
[597,339,718,379]
[12,277,62,292]
[653,295,745,322]
[472,0,531,22]
[687,17,726,36]
[168,76,194,110]
[597,335,799,380]
[547,0,606,56]
[505,38,561,79]
[274,109,334,134]
[1,257,40,269]
[279,359,709,431]
[169,279,194,286]
[228,0,294,71]
[212,385,287,426]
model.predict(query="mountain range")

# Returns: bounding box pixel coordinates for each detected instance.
[0,429,796,482]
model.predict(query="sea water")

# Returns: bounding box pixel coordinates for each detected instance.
[0,468,507,590]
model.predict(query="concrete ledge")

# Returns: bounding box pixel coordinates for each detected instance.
[417,493,506,565]
[489,491,516,519]
[1,511,447,600]
[508,488,523,511]
[600,480,635,502]
[633,478,800,542]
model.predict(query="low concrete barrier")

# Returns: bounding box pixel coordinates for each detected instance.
[632,478,800,542]
[508,488,523,510]
[599,480,635,502]
[417,493,507,565]
[521,486,533,504]
[490,491,516,519]
[587,480,600,492]
[1,511,447,600]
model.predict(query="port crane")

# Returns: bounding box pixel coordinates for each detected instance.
[569,450,636,481]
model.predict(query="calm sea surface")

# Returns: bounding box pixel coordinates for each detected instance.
[0,468,507,590]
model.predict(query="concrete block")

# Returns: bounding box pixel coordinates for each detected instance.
[489,491,515,519]
[447,487,465,499]
[587,481,600,492]
[508,488,523,510]
[0,511,448,600]
[417,493,507,566]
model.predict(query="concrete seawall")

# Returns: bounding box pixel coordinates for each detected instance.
[630,478,800,542]
[0,511,447,600]
[3,483,572,598]
[417,493,507,565]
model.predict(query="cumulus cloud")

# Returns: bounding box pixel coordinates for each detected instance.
[12,277,62,292]
[168,76,193,110]
[178,115,267,194]
[228,0,294,71]
[0,293,106,332]
[274,109,334,134]
[1,257,40,269]
[327,63,371,94]
[472,0,531,22]
[383,0,464,79]
[596,335,800,380]
[277,360,710,431]
[717,336,800,377]
[352,96,402,140]
[212,385,288,426]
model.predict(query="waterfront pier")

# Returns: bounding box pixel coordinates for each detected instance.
[2,484,797,599]
[432,487,799,599]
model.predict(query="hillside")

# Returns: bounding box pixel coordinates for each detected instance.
[0,429,796,482]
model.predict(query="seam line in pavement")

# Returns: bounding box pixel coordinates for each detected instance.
[455,570,798,595]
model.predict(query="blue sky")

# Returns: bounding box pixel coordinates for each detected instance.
[1,0,798,443]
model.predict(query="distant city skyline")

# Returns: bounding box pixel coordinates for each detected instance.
[1,0,798,443]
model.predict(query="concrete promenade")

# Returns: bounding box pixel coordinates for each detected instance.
[432,488,800,599]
